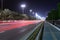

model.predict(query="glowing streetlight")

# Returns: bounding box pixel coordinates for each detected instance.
[29,9,35,15]
[21,4,26,8]
[35,13,41,19]
[20,4,26,14]
[32,12,34,14]
[29,9,32,12]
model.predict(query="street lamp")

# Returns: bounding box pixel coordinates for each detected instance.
[32,12,34,14]
[20,4,26,14]
[29,9,32,13]
[29,9,35,14]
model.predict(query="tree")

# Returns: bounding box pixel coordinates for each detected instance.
[46,9,58,20]
[57,3,60,19]
[0,9,36,20]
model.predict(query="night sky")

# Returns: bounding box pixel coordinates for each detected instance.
[0,0,60,17]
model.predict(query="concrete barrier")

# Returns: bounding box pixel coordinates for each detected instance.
[20,22,43,40]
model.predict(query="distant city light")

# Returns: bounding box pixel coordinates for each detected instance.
[35,13,46,21]
[35,13,41,19]
[41,17,46,21]
[46,16,48,18]
[35,13,38,16]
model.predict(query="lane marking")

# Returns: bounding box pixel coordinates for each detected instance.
[47,22,60,31]
[49,28,57,40]
[20,29,27,32]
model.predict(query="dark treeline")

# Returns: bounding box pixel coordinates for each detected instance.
[46,3,60,20]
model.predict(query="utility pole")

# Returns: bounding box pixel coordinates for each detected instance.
[1,0,3,10]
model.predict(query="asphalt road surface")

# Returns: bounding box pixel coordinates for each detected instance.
[42,22,60,40]
[0,20,41,40]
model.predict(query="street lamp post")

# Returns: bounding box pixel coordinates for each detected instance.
[32,12,34,14]
[21,4,26,14]
[1,0,3,10]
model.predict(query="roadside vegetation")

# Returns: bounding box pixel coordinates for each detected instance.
[0,9,36,20]
[46,3,60,24]
[46,3,60,20]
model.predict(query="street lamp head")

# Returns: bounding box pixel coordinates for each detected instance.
[21,4,26,8]
[29,9,32,12]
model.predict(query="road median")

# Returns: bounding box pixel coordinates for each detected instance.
[20,22,44,40]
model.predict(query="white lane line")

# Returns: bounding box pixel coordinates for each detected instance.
[47,22,60,31]
[49,28,57,40]
[20,29,27,32]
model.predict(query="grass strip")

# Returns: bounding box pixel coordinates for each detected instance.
[27,23,43,40]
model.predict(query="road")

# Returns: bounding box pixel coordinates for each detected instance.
[0,20,41,40]
[42,22,60,40]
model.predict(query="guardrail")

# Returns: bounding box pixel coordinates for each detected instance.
[35,23,44,40]
[20,22,44,40]
[27,23,44,40]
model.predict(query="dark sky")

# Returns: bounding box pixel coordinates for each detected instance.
[0,0,60,17]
